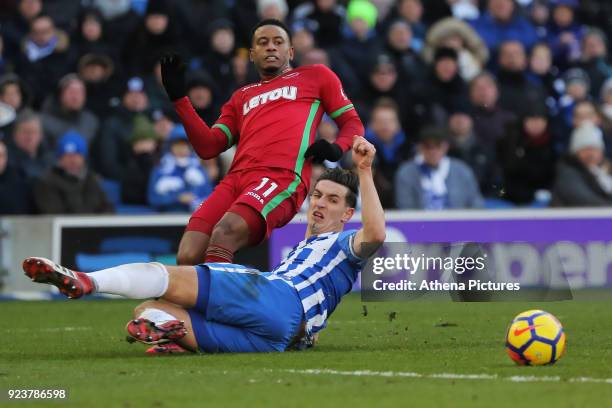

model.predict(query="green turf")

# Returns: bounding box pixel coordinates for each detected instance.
[2,296,612,407]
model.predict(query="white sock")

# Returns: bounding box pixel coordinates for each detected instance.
[138,308,177,325]
[89,262,169,299]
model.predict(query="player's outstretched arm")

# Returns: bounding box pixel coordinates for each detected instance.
[160,53,232,159]
[351,137,386,258]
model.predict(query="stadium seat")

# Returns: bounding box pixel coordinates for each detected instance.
[484,198,516,209]
[100,179,121,206]
[76,252,153,272]
[154,254,177,266]
[116,205,157,214]
[99,237,173,254]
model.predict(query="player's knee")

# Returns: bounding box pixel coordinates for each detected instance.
[176,247,204,266]
[210,218,249,245]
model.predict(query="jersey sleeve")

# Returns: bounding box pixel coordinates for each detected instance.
[317,64,355,121]
[212,96,240,148]
[317,65,364,152]
[173,95,238,159]
[337,229,367,267]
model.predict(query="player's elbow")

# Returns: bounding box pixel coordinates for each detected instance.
[193,147,216,160]
[367,228,386,246]
[373,231,386,245]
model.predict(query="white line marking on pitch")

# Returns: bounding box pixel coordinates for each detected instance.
[273,369,612,385]
[3,326,93,333]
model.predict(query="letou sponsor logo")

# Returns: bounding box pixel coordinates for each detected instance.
[243,86,298,115]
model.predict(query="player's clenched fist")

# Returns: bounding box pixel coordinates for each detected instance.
[160,53,187,101]
[352,136,376,170]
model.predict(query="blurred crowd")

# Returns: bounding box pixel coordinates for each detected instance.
[0,0,612,215]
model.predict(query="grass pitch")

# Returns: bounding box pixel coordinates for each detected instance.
[2,295,612,407]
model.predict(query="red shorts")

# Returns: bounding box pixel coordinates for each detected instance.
[186,168,307,242]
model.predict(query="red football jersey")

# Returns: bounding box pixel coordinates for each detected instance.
[211,64,357,187]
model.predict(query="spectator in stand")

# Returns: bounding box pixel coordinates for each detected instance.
[143,59,175,113]
[16,13,75,108]
[0,73,29,138]
[257,0,289,21]
[527,43,561,103]
[185,71,219,126]
[6,109,53,181]
[354,54,411,134]
[72,7,121,68]
[384,19,428,84]
[34,130,113,214]
[148,126,212,213]
[547,0,584,70]
[551,122,612,206]
[0,33,7,75]
[569,100,612,159]
[229,0,260,48]
[468,0,538,58]
[174,0,227,58]
[338,0,382,83]
[364,98,412,208]
[529,0,550,41]
[93,77,150,181]
[424,17,489,82]
[120,115,160,206]
[151,107,178,143]
[497,104,557,205]
[0,73,30,113]
[0,139,32,214]
[469,71,517,148]
[395,126,483,210]
[383,0,427,47]
[496,40,546,117]
[77,53,121,121]
[184,71,222,183]
[447,103,501,198]
[1,0,42,62]
[291,25,316,66]
[40,74,99,148]
[553,68,592,151]
[575,28,612,101]
[92,0,140,60]
[123,0,181,76]
[446,0,479,21]
[200,19,237,103]
[420,47,470,127]
[299,47,361,98]
[599,78,612,136]
[291,0,346,48]
[576,0,612,45]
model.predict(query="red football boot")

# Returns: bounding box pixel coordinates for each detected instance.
[145,342,190,355]
[125,318,187,345]
[22,257,94,299]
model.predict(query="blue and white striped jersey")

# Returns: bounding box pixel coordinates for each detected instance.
[271,229,365,335]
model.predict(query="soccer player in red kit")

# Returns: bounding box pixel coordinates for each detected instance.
[160,19,364,265]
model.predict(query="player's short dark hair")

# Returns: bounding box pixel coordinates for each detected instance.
[251,19,292,46]
[316,168,359,208]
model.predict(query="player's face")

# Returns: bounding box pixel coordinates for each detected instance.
[308,180,354,235]
[250,25,294,77]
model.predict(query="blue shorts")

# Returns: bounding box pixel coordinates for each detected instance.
[187,263,304,353]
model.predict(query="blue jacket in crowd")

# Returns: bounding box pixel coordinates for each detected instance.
[147,152,212,213]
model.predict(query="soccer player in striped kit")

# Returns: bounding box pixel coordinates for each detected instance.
[23,137,385,353]
[161,19,364,265]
